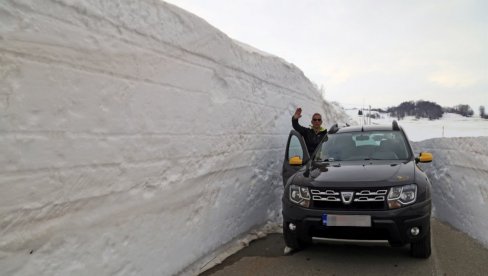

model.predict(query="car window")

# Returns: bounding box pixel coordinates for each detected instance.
[288,135,304,160]
[317,131,410,161]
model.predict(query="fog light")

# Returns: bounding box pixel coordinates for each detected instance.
[410,227,420,236]
[289,223,296,231]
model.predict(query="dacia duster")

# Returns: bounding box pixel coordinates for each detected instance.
[282,121,433,258]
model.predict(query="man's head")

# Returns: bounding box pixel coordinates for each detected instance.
[311,113,322,129]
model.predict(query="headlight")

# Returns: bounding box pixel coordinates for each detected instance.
[387,184,417,209]
[289,185,311,208]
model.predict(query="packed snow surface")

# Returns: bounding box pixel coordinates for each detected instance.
[0,1,350,275]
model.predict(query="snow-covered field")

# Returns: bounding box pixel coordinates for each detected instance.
[345,108,488,141]
[1,1,487,276]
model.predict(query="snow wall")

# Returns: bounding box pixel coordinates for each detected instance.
[0,1,350,275]
[413,138,488,248]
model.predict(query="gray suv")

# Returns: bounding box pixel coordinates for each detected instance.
[282,121,433,258]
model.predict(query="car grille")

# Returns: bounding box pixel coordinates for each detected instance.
[310,188,388,210]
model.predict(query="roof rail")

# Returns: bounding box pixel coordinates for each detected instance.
[392,120,400,130]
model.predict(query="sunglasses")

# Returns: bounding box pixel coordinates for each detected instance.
[313,118,322,121]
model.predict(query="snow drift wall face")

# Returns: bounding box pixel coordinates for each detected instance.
[413,138,488,248]
[0,1,349,275]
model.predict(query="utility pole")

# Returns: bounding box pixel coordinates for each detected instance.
[362,99,365,126]
[369,105,371,125]
[358,109,363,126]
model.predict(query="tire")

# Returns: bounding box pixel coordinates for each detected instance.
[410,228,431,258]
[283,222,306,250]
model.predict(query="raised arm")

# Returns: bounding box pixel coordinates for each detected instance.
[291,107,308,136]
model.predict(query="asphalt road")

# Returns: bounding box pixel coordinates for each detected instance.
[201,219,488,276]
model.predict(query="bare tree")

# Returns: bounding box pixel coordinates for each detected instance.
[480,106,488,119]
[388,100,443,120]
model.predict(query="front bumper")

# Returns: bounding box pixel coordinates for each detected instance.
[282,199,431,245]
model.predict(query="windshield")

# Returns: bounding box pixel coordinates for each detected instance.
[314,131,411,161]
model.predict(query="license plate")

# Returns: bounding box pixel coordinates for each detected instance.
[322,213,371,227]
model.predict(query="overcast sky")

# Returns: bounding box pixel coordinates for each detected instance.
[166,0,487,110]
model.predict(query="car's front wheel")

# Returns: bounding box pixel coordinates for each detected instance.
[410,228,431,258]
[283,221,306,250]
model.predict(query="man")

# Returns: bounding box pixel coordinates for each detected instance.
[292,107,327,156]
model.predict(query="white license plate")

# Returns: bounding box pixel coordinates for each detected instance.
[322,214,371,227]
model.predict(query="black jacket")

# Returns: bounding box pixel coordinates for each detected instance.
[292,117,327,156]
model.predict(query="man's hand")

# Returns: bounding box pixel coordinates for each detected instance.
[293,107,302,119]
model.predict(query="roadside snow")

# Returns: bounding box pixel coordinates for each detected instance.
[413,138,488,248]
[0,1,350,275]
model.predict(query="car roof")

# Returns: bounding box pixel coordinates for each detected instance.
[336,125,392,133]
[333,122,403,134]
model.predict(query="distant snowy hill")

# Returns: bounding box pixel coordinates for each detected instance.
[0,0,350,275]
[344,108,488,141]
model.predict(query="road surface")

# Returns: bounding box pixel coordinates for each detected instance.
[201,219,488,275]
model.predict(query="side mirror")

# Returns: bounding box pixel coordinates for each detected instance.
[289,156,303,166]
[416,152,433,163]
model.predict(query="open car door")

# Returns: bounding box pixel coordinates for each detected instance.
[282,130,310,186]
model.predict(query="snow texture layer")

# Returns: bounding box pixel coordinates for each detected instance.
[0,1,350,275]
[413,138,488,248]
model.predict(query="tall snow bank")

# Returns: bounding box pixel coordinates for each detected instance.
[0,0,349,275]
[412,138,488,248]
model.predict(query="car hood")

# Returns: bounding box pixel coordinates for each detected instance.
[308,161,416,188]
